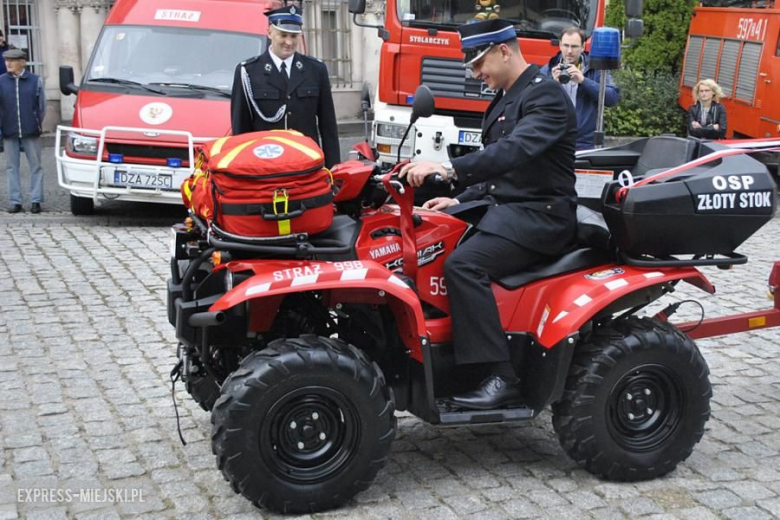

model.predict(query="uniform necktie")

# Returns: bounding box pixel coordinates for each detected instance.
[280,62,289,96]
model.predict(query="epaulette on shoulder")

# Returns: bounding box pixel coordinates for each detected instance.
[241,55,261,66]
[300,54,324,64]
[531,74,545,85]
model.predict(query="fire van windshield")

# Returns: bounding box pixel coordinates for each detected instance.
[398,0,597,37]
[84,25,266,96]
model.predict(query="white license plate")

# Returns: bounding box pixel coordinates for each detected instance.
[458,130,481,145]
[108,168,173,190]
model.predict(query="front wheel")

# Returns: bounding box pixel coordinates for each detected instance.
[70,194,94,216]
[211,335,396,514]
[552,317,711,481]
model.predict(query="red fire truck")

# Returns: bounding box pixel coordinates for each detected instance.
[679,0,780,141]
[349,0,608,166]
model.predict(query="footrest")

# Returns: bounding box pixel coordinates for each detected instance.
[437,405,535,425]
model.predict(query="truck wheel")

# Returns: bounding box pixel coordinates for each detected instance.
[552,316,711,481]
[211,335,396,514]
[70,194,94,215]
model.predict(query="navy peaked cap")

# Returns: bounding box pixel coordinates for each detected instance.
[457,19,516,65]
[265,4,303,33]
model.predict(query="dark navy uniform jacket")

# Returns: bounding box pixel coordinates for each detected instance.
[450,64,578,256]
[231,50,340,168]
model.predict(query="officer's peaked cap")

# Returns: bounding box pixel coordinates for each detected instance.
[3,49,26,60]
[265,4,303,34]
[458,19,516,65]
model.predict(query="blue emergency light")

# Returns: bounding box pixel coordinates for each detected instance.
[406,94,414,105]
[109,154,124,164]
[589,27,621,70]
[167,158,182,168]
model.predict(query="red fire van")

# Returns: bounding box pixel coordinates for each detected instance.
[57,0,276,214]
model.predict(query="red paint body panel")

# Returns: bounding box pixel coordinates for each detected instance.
[210,259,428,360]
[502,265,713,348]
[354,206,468,313]
[73,91,231,143]
[106,0,273,33]
[331,160,375,202]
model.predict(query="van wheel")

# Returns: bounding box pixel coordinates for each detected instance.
[552,317,711,481]
[70,195,94,215]
[211,335,396,514]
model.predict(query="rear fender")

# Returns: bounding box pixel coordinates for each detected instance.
[517,265,714,348]
[210,259,427,359]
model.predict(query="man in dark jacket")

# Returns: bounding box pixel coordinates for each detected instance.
[0,31,14,75]
[540,27,619,150]
[231,5,340,168]
[0,49,45,213]
[401,19,577,410]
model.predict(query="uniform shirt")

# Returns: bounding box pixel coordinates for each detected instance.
[268,50,293,77]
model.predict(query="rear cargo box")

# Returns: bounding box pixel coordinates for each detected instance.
[602,152,776,258]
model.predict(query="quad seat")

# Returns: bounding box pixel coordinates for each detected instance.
[496,207,613,290]
[632,136,698,178]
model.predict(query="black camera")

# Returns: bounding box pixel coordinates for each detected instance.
[557,63,571,85]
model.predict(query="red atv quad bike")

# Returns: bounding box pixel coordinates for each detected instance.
[167,87,779,514]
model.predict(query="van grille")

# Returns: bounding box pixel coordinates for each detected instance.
[421,57,496,101]
[453,116,483,129]
[105,143,191,165]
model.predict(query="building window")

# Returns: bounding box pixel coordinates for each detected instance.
[3,0,42,75]
[302,0,352,88]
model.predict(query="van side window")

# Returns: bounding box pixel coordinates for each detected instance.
[776,31,780,56]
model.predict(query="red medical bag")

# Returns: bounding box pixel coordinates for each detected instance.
[182,130,334,237]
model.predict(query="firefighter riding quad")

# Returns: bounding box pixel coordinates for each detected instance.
[167,87,778,513]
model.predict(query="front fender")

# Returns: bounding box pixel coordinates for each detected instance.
[528,265,715,348]
[210,259,427,359]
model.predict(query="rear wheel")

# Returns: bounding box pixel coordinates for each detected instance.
[70,194,94,216]
[211,335,396,514]
[552,316,711,481]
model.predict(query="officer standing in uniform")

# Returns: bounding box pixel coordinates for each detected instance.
[400,19,578,410]
[231,5,340,168]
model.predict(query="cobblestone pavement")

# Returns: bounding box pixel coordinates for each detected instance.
[0,208,779,517]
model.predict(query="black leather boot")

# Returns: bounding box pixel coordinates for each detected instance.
[446,375,523,410]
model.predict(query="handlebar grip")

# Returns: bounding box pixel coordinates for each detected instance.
[423,173,450,188]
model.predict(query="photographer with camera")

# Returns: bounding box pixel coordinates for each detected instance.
[541,27,620,150]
